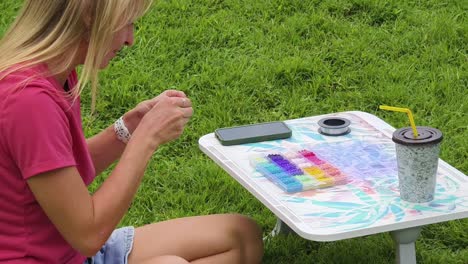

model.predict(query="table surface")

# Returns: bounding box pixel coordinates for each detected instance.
[198,111,468,241]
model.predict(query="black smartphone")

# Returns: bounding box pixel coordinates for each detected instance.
[215,121,292,146]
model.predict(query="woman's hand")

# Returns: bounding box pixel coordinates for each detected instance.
[122,90,188,134]
[129,91,193,150]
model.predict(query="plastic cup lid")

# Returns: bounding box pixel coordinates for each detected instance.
[392,126,443,145]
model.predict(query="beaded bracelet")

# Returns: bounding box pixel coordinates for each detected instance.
[114,116,131,143]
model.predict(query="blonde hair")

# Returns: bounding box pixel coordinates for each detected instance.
[0,0,152,111]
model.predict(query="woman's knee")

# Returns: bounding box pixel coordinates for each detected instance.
[226,214,264,256]
[231,214,262,240]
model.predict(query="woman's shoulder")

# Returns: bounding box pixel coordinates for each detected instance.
[1,63,53,89]
[0,63,69,104]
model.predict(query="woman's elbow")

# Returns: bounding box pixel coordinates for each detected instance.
[72,232,107,257]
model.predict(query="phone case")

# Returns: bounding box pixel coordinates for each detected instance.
[215,122,292,146]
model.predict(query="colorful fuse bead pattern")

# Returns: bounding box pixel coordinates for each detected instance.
[250,150,348,193]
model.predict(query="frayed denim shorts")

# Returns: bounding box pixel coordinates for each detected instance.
[84,226,135,264]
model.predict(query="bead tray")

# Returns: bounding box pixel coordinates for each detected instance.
[250,149,348,193]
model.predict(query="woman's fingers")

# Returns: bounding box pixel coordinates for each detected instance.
[180,97,192,108]
[181,106,193,118]
[146,90,186,107]
[164,90,186,98]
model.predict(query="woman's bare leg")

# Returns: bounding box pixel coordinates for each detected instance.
[127,214,263,264]
[140,255,189,264]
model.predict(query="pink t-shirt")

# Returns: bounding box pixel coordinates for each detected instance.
[0,64,95,263]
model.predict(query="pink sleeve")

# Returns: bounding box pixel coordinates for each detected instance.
[4,87,77,179]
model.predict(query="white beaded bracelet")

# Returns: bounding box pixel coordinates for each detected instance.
[114,116,131,143]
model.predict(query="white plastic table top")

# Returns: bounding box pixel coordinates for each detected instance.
[198,111,468,242]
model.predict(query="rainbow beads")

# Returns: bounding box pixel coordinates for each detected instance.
[250,150,348,193]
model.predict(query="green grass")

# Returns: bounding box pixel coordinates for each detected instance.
[1,0,467,263]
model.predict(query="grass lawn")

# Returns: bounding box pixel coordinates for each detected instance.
[1,0,466,263]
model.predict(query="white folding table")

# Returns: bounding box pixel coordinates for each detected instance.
[198,111,468,264]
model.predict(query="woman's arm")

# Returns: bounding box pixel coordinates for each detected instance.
[87,90,188,175]
[86,124,126,175]
[27,95,193,256]
[27,143,152,256]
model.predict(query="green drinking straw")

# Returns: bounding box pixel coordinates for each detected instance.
[379,105,419,137]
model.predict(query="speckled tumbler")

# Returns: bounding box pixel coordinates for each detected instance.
[392,126,443,203]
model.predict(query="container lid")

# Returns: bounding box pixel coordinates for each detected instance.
[392,126,443,145]
[317,117,351,136]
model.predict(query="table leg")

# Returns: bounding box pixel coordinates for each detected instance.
[390,227,422,264]
[263,218,295,242]
[271,218,294,236]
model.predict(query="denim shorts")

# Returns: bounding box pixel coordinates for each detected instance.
[84,226,135,264]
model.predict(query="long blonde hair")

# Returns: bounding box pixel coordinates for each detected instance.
[0,0,152,111]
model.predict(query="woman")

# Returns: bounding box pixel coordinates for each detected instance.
[0,1,264,263]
